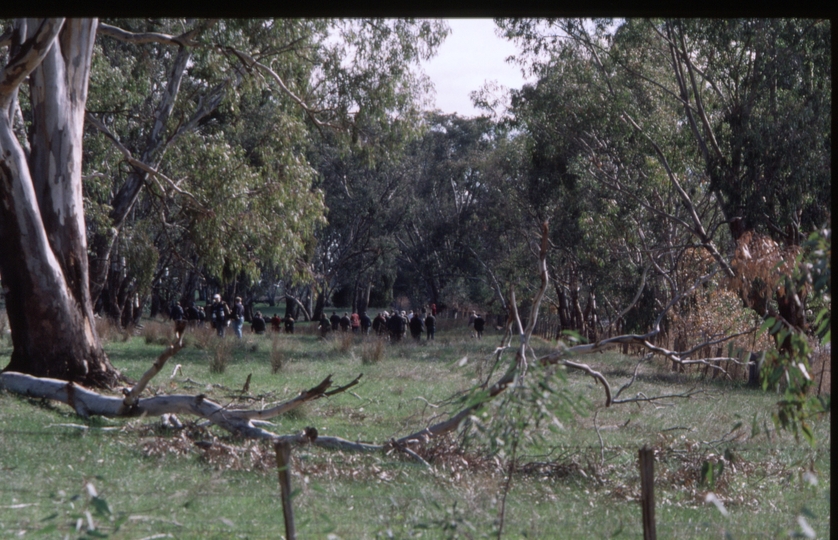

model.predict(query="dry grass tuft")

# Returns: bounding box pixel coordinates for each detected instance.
[142,319,174,345]
[94,316,133,343]
[209,336,234,373]
[360,337,386,364]
[270,335,284,373]
[336,331,354,353]
[189,324,215,350]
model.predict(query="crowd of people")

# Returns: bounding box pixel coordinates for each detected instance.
[171,295,488,343]
[318,308,442,342]
[170,295,296,338]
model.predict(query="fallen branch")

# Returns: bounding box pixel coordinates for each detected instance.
[562,360,612,407]
[0,371,361,437]
[120,321,187,414]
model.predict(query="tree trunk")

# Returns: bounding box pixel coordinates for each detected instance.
[312,286,325,321]
[0,19,119,387]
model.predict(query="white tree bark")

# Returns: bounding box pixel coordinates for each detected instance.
[0,18,118,387]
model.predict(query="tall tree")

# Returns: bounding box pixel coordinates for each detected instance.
[0,19,119,387]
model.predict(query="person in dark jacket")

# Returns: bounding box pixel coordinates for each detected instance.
[424,312,436,340]
[473,313,485,339]
[372,312,386,335]
[211,294,230,337]
[171,302,184,321]
[319,313,331,338]
[330,311,341,331]
[251,311,267,334]
[386,311,405,341]
[284,315,295,334]
[186,303,199,326]
[409,313,424,341]
[339,313,351,332]
[360,312,372,334]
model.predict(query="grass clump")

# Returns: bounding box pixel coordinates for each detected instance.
[360,337,386,364]
[336,331,354,353]
[188,324,216,350]
[94,316,131,343]
[270,334,284,373]
[208,335,234,373]
[141,319,173,345]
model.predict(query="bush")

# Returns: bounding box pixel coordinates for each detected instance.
[209,337,233,374]
[189,325,215,350]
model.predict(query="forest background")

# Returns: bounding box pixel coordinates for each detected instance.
[0,15,831,538]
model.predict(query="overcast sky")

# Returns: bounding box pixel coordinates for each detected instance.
[421,19,531,118]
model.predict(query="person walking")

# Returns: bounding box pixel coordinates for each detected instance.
[330,311,341,332]
[231,297,245,338]
[372,312,385,335]
[409,313,424,341]
[473,313,485,339]
[251,311,267,334]
[360,312,372,335]
[424,312,436,341]
[319,313,331,338]
[350,311,361,333]
[340,313,351,332]
[284,314,295,334]
[211,294,230,337]
[171,301,184,322]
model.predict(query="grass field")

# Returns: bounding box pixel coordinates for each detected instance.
[0,313,831,539]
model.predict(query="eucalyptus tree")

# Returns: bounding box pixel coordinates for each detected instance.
[85,18,447,319]
[498,18,831,335]
[306,113,422,317]
[0,17,447,386]
[0,19,120,386]
[394,112,501,310]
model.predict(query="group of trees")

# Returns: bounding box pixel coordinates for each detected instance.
[0,18,830,434]
[0,17,448,384]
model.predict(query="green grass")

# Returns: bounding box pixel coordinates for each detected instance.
[0,315,830,538]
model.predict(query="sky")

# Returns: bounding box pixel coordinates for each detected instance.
[421,19,531,118]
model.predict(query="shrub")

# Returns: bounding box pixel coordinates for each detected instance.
[209,337,234,374]
[190,325,215,350]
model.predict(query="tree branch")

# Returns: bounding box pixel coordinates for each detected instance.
[0,18,64,106]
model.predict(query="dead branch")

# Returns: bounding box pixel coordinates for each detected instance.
[284,293,312,321]
[120,321,186,413]
[562,360,612,407]
[97,21,216,47]
[611,387,705,405]
[84,113,204,209]
[614,354,653,400]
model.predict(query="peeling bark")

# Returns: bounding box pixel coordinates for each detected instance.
[0,18,118,387]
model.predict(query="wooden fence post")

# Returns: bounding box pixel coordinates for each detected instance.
[639,445,656,540]
[274,440,296,540]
